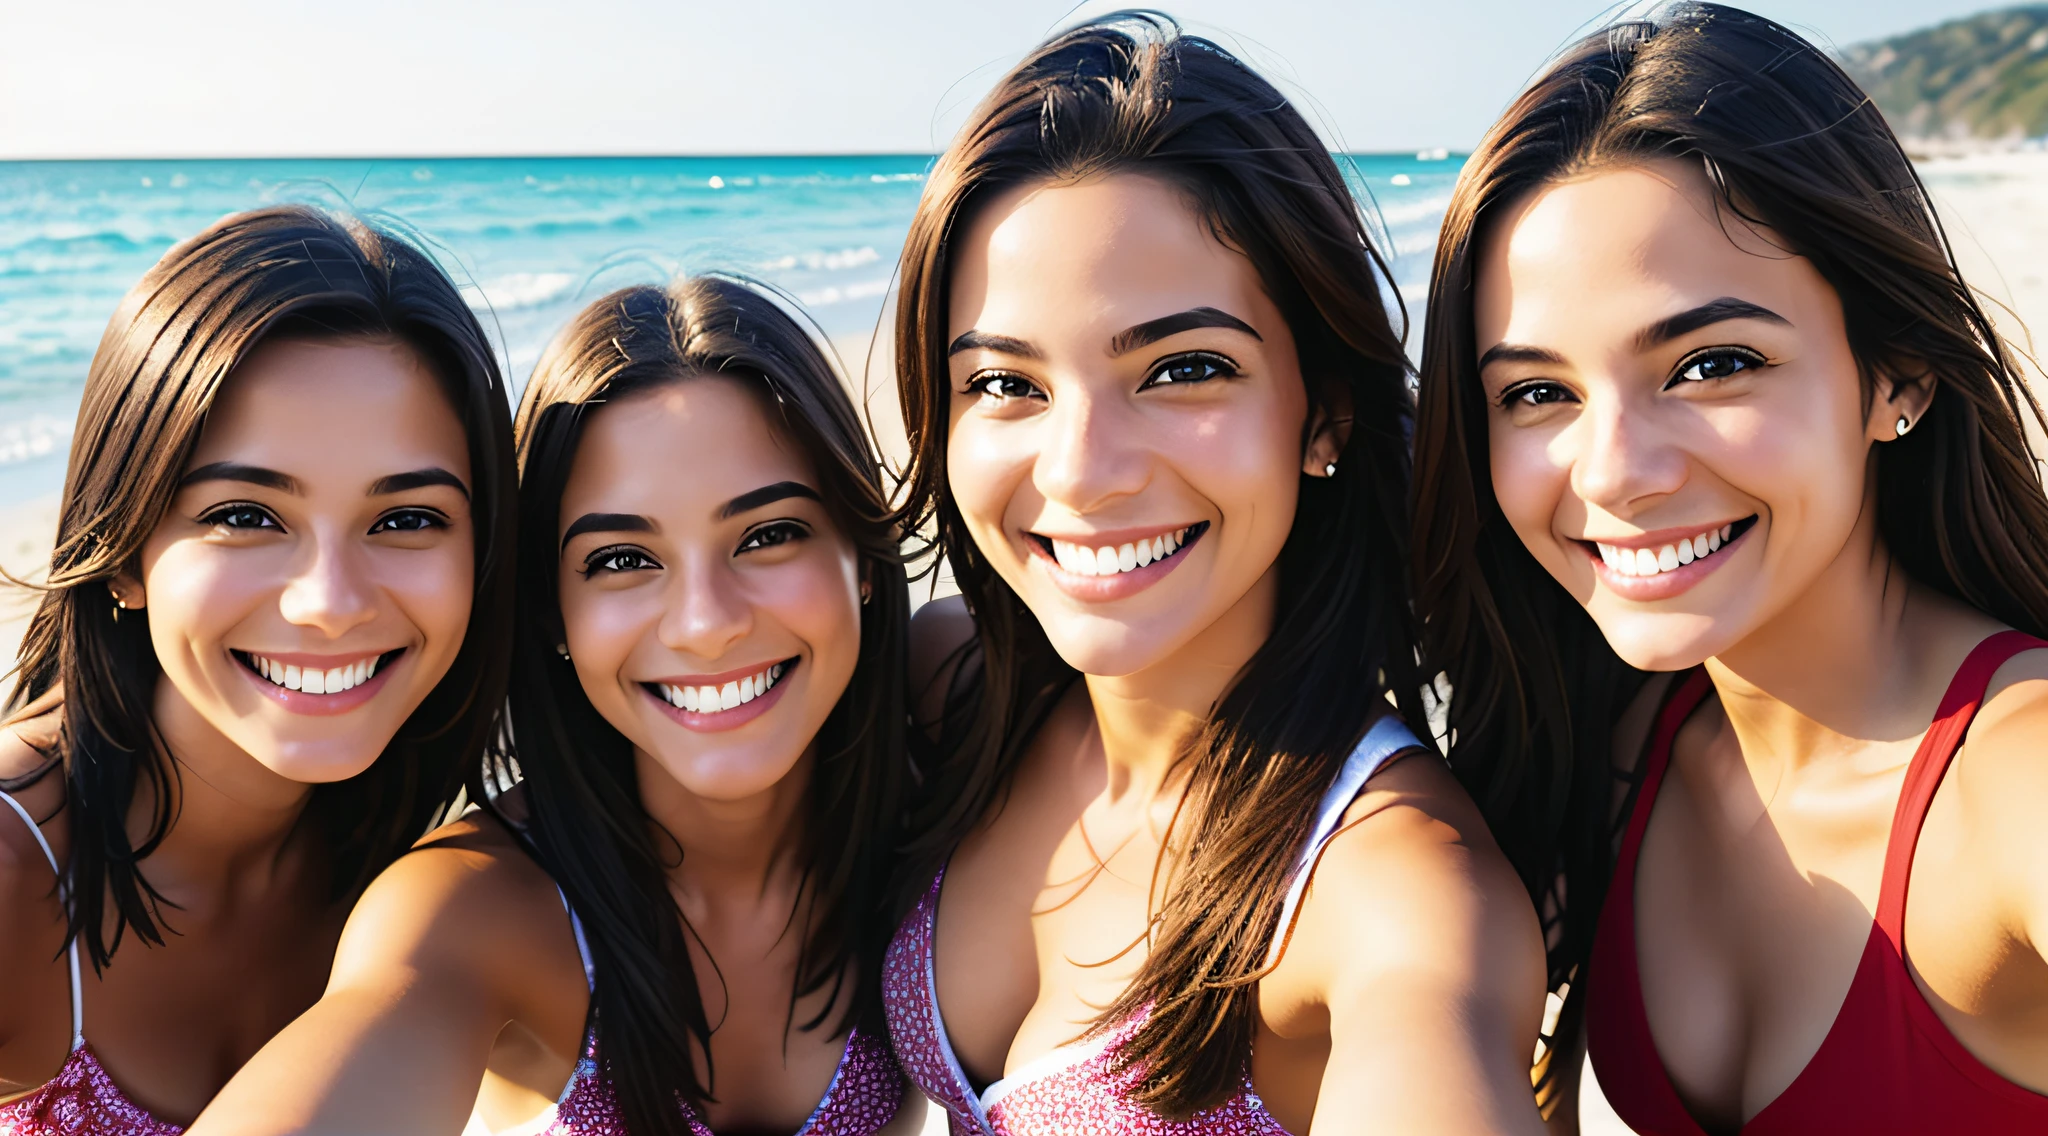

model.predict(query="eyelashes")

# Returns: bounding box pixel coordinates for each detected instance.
[1493,345,1774,408]
[576,522,814,577]
[196,503,452,535]
[959,350,1245,401]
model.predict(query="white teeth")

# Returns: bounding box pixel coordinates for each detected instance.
[246,653,381,694]
[1050,527,1196,578]
[1595,523,1742,580]
[660,662,788,714]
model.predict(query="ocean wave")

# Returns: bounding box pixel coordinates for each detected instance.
[466,271,577,313]
[758,246,881,273]
[0,415,73,467]
[795,277,893,307]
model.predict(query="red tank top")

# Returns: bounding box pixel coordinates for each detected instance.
[1586,630,2048,1134]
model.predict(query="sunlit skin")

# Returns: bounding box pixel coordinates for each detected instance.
[187,377,922,1136]
[925,173,1546,1134]
[0,338,476,1123]
[1476,160,2048,1131]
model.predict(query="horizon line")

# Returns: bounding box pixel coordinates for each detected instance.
[0,148,1470,164]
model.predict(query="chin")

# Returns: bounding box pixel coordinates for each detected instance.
[1039,620,1179,680]
[254,744,390,785]
[1592,611,1727,674]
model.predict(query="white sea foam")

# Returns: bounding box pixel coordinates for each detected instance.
[0,416,73,467]
[759,246,880,273]
[796,278,892,307]
[467,272,576,313]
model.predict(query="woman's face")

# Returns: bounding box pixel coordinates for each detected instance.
[1475,161,1917,670]
[556,378,862,803]
[944,173,1332,678]
[139,337,476,784]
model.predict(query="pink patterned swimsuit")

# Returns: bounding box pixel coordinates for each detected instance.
[882,716,1422,1136]
[0,790,184,1136]
[467,888,904,1136]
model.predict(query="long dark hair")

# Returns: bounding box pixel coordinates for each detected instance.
[1411,2,2048,1109]
[3,204,518,970]
[487,275,909,1136]
[892,13,1420,1116]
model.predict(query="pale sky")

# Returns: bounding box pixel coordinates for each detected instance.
[0,0,2004,158]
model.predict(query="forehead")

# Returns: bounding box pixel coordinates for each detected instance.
[1476,162,1822,347]
[193,337,467,470]
[562,376,810,519]
[949,173,1269,339]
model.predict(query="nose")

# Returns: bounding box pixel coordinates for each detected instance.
[1568,387,1689,518]
[1032,384,1150,515]
[277,525,379,639]
[659,553,753,662]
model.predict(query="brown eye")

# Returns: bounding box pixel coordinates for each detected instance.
[1143,352,1238,388]
[737,521,811,554]
[201,503,282,531]
[369,508,447,535]
[581,547,660,577]
[966,373,1041,401]
[1672,348,1764,387]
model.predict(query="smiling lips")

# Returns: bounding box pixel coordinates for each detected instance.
[243,650,388,694]
[1048,526,1198,577]
[654,661,788,714]
[1597,523,1735,578]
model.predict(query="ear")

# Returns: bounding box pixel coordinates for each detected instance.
[1869,358,1936,443]
[108,572,146,612]
[1302,381,1355,479]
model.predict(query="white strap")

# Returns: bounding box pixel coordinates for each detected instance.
[1265,716,1424,967]
[553,884,596,992]
[0,789,84,1046]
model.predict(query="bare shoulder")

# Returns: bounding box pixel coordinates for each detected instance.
[331,800,574,1001]
[908,594,977,734]
[0,705,65,893]
[1951,646,2048,876]
[1288,748,1543,1004]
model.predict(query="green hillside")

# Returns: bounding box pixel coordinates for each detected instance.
[1840,6,2048,141]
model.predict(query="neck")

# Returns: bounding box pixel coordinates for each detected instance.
[634,746,812,904]
[1082,564,1279,805]
[140,679,322,901]
[1706,500,1957,779]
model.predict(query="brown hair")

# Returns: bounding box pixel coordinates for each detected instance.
[487,275,908,1135]
[893,13,1421,1116]
[4,204,518,970]
[1411,2,2048,1109]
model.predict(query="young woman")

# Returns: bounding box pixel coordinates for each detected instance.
[1411,5,2048,1132]
[192,275,917,1136]
[881,16,1547,1135]
[0,205,517,1133]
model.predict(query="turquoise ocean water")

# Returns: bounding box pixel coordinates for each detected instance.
[0,153,1457,507]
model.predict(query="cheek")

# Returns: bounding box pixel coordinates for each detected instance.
[139,538,275,648]
[385,543,475,648]
[559,580,656,681]
[1488,419,1569,548]
[946,413,1028,535]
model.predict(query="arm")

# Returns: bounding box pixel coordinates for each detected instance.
[0,716,71,1101]
[1287,753,1550,1136]
[189,817,586,1136]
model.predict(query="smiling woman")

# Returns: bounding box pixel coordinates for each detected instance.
[1413,4,2048,1132]
[0,205,516,1132]
[884,14,1547,1136]
[188,275,917,1136]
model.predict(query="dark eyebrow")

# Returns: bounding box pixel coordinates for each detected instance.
[179,462,300,494]
[1477,343,1569,370]
[368,467,470,500]
[948,330,1042,359]
[1635,297,1790,352]
[718,481,822,520]
[561,512,655,550]
[1110,307,1261,357]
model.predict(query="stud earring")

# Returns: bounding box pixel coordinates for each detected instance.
[556,643,570,660]
[860,583,872,606]
[1895,415,1912,437]
[109,583,126,621]
[1323,461,1337,477]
